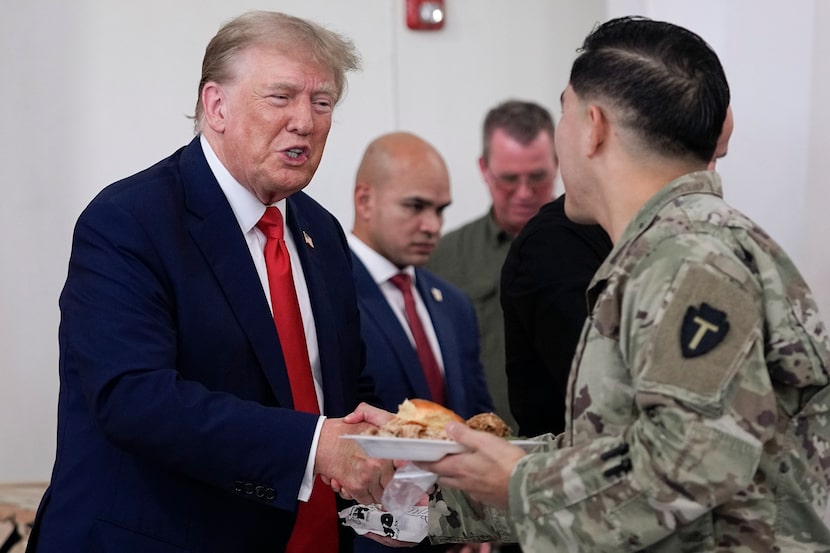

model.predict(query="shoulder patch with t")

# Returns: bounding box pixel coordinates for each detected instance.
[681,302,730,358]
[642,261,759,404]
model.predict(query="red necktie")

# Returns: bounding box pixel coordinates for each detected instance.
[257,206,337,553]
[389,273,447,405]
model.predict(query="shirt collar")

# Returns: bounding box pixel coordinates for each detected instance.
[591,170,723,291]
[200,134,286,233]
[615,170,723,248]
[485,208,513,244]
[347,233,416,286]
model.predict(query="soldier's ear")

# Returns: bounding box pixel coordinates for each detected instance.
[586,104,609,158]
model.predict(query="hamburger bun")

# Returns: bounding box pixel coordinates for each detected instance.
[367,399,464,440]
[397,398,464,429]
[466,412,512,437]
[364,400,512,441]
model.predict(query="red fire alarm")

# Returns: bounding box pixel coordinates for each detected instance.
[406,0,445,31]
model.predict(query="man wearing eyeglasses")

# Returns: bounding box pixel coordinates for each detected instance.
[427,100,557,436]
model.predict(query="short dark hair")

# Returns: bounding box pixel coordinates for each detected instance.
[481,100,555,161]
[570,16,729,163]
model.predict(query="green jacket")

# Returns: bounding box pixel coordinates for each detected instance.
[427,212,515,431]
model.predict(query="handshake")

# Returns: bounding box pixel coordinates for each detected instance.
[315,400,522,549]
[315,399,510,505]
[316,400,512,506]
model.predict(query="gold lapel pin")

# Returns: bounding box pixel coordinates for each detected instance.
[303,230,314,248]
[431,288,443,302]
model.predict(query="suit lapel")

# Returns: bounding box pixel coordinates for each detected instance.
[180,139,295,408]
[286,199,347,415]
[414,269,466,412]
[351,255,433,400]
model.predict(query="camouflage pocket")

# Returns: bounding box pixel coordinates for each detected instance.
[767,296,830,412]
[783,384,830,508]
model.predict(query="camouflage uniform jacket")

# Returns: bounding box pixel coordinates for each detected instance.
[430,171,830,551]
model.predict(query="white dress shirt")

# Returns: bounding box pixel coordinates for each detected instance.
[200,134,322,501]
[347,233,445,374]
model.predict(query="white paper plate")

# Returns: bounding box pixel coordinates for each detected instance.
[342,435,543,461]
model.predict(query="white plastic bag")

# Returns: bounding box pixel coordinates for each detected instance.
[381,463,437,516]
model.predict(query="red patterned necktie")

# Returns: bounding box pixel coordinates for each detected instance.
[389,273,447,405]
[257,206,337,553]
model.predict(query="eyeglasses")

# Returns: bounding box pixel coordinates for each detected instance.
[486,167,553,192]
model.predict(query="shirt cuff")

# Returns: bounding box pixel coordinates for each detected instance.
[298,415,326,501]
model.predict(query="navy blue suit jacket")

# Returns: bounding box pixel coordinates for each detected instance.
[350,255,492,419]
[29,137,372,552]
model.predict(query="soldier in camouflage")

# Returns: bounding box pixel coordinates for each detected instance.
[415,15,830,552]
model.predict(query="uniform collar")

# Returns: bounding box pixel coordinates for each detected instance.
[590,170,723,291]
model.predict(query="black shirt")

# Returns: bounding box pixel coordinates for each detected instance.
[500,195,613,437]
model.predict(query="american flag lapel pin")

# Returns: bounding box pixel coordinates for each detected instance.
[431,288,443,302]
[302,230,314,248]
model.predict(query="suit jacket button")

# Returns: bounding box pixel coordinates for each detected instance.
[244,482,254,495]
[234,481,244,493]
[265,488,276,500]
[255,485,265,498]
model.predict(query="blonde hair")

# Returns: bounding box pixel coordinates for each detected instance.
[192,11,361,133]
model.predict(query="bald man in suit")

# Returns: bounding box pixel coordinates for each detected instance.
[348,132,493,553]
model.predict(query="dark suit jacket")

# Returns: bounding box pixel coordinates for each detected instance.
[28,137,371,553]
[350,255,492,418]
[501,195,613,438]
[350,255,492,553]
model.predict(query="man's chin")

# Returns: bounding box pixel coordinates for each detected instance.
[271,164,317,186]
[255,172,314,201]
[406,253,431,267]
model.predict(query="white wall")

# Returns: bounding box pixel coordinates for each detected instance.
[606,0,829,302]
[2,1,828,482]
[805,1,830,320]
[0,0,604,481]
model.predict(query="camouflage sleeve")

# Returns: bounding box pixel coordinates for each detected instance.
[428,434,559,545]
[507,238,779,551]
[426,486,513,545]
